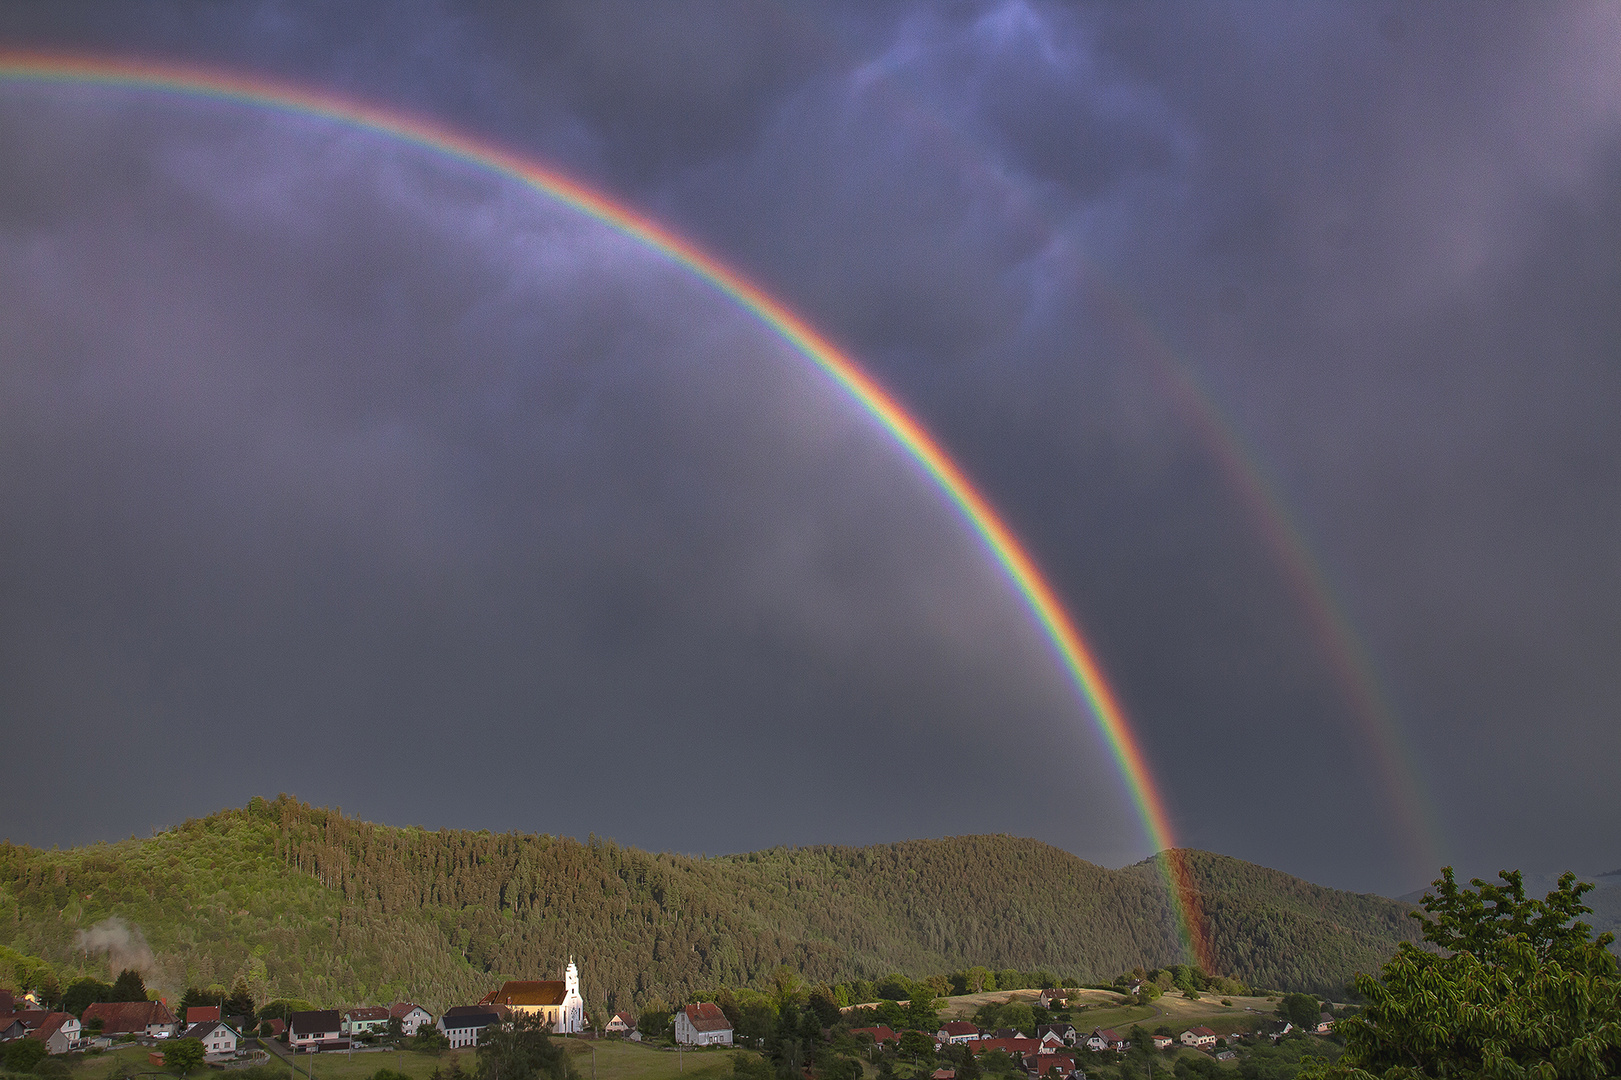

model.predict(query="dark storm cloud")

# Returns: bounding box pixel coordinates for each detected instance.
[2,1,1619,895]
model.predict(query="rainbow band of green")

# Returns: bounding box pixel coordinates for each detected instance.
[0,51,1214,970]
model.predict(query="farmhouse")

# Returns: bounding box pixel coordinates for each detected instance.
[81,1001,179,1039]
[288,1010,346,1051]
[604,1012,636,1035]
[390,1003,434,1036]
[1180,1027,1217,1050]
[674,1002,733,1046]
[343,1007,391,1038]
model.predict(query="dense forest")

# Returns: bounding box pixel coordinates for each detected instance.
[0,797,1419,1011]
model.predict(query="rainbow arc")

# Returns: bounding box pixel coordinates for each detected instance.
[0,51,1215,970]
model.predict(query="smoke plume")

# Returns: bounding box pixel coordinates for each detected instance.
[76,917,155,976]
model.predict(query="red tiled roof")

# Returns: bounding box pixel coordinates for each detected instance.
[389,1003,426,1019]
[976,1038,1039,1056]
[482,981,566,1007]
[682,1002,731,1033]
[940,1022,979,1037]
[27,1013,74,1043]
[82,1001,176,1034]
[1187,1026,1216,1038]
[266,1019,286,1036]
[346,1007,391,1022]
[850,1026,900,1044]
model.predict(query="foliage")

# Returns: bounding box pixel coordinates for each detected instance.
[1301,868,1621,1080]
[1275,994,1321,1030]
[0,798,1422,1010]
[412,1026,451,1052]
[63,977,113,1017]
[110,969,147,1002]
[2,1037,46,1072]
[472,1017,576,1080]
[163,1038,205,1075]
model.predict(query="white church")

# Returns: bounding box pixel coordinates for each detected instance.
[480,959,586,1033]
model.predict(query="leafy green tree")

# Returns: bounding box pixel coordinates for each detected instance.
[163,1037,205,1075]
[906,988,940,1032]
[177,988,214,1020]
[3,1036,47,1072]
[413,1026,450,1052]
[1301,868,1621,1080]
[62,977,113,1017]
[1276,994,1320,1030]
[474,1017,576,1080]
[259,999,317,1022]
[110,969,148,1003]
[899,1030,935,1061]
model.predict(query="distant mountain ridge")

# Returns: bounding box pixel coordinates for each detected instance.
[0,797,1420,1010]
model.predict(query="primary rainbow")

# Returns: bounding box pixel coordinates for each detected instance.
[0,51,1216,970]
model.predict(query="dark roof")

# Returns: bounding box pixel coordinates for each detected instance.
[682,1003,731,1033]
[289,1010,343,1035]
[82,1001,177,1033]
[441,1010,500,1030]
[482,981,567,1007]
[183,1021,236,1041]
[27,1014,74,1043]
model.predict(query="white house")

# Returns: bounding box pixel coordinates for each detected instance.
[390,1003,434,1037]
[674,1003,733,1046]
[183,1020,239,1058]
[438,1009,501,1049]
[1085,1028,1128,1052]
[288,1010,345,1051]
[604,1012,636,1035]
[30,1014,81,1055]
[1180,1027,1217,1050]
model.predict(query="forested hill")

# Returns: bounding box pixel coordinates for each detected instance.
[0,797,1418,1011]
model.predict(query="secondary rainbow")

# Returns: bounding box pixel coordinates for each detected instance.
[0,51,1216,969]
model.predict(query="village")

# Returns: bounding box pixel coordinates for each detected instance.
[0,961,1345,1080]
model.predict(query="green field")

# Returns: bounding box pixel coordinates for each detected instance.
[42,1039,755,1080]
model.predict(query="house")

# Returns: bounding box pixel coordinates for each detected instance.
[480,960,586,1034]
[1025,1051,1079,1078]
[27,1013,80,1055]
[343,1007,392,1038]
[989,1028,1030,1041]
[937,1021,981,1045]
[849,1026,901,1046]
[1085,1029,1128,1052]
[438,1008,501,1049]
[287,1010,346,1051]
[1036,1024,1076,1046]
[0,1018,27,1043]
[183,1020,239,1058]
[1037,1030,1068,1054]
[1180,1027,1217,1050]
[1036,989,1069,1010]
[977,1037,1040,1058]
[1215,1051,1237,1062]
[82,1001,180,1039]
[1315,1013,1335,1035]
[674,1002,733,1046]
[1150,1035,1173,1051]
[264,1019,286,1039]
[186,1006,221,1025]
[932,1069,957,1080]
[604,1012,636,1035]
[389,1003,434,1037]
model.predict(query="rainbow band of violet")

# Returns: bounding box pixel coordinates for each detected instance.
[0,51,1215,972]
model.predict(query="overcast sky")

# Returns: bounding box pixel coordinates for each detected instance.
[2,2,1618,898]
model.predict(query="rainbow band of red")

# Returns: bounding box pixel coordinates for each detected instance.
[0,51,1215,971]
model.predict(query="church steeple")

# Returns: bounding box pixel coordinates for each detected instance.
[565,957,579,997]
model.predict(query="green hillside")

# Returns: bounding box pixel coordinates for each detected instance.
[0,797,1419,1011]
